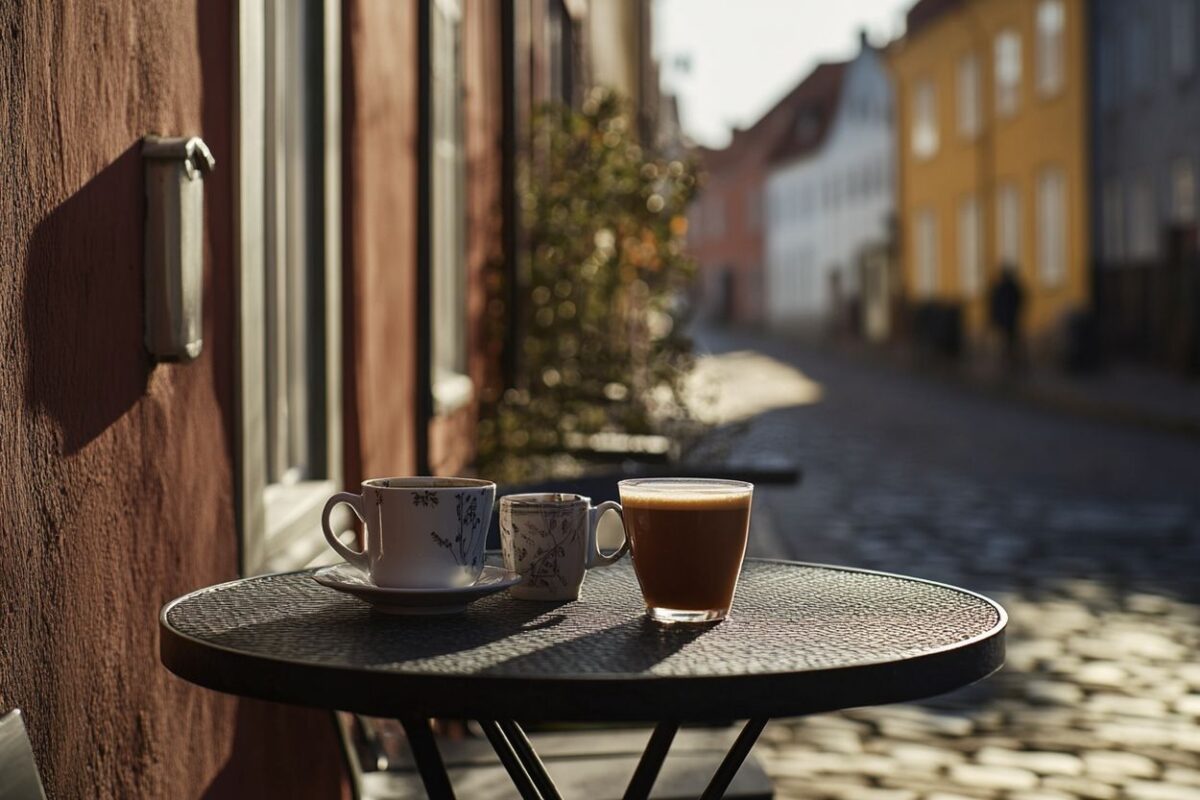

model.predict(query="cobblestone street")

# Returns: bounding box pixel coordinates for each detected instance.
[689,328,1200,800]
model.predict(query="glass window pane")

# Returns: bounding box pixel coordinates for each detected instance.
[1036,0,1065,95]
[912,78,938,158]
[994,30,1022,117]
[996,182,1021,267]
[1037,168,1067,287]
[431,0,467,389]
[958,194,981,295]
[264,0,322,485]
[957,54,980,138]
[915,208,938,297]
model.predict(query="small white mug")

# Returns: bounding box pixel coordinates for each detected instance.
[322,477,496,589]
[499,493,629,600]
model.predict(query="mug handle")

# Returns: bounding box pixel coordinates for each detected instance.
[322,492,370,572]
[587,501,630,568]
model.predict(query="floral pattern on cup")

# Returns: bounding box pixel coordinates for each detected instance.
[429,492,485,569]
[322,478,495,589]
[506,505,582,591]
[500,493,629,601]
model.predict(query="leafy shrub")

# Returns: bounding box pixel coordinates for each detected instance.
[478,89,701,482]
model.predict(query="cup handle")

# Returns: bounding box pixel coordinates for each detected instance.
[322,492,370,572]
[587,501,630,568]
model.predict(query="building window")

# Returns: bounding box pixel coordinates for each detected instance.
[996,182,1022,268]
[1172,158,1196,223]
[1129,13,1153,96]
[911,78,938,159]
[430,0,471,414]
[1129,178,1157,259]
[1102,178,1125,261]
[238,0,343,574]
[1036,167,1067,287]
[994,30,1022,118]
[1171,0,1197,78]
[956,53,981,139]
[915,208,939,298]
[957,194,982,295]
[1036,0,1066,96]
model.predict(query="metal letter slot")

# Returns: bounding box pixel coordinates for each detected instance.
[142,136,216,361]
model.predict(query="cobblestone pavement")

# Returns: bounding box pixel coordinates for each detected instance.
[688,328,1200,800]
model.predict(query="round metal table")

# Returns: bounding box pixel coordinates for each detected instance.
[160,559,1006,799]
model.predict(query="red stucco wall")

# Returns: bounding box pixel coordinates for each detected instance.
[343,0,421,484]
[0,2,345,797]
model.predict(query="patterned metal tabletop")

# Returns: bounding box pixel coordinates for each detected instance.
[160,560,1006,721]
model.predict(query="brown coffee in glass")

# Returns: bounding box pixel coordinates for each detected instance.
[618,478,753,623]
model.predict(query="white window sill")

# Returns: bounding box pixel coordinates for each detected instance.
[256,479,353,573]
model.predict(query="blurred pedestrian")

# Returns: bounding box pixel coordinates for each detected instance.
[990,266,1025,373]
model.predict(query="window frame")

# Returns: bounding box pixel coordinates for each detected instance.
[956,52,981,140]
[957,193,982,296]
[996,181,1022,268]
[1035,0,1066,97]
[911,77,939,159]
[236,0,344,576]
[914,208,939,298]
[428,0,472,418]
[994,29,1022,119]
[1036,166,1067,288]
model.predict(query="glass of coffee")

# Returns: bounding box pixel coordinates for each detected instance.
[617,478,753,624]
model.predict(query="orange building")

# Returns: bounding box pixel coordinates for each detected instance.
[890,0,1090,347]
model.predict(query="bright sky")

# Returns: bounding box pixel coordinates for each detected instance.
[654,0,912,148]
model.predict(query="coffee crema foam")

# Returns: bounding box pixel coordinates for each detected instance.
[620,487,751,510]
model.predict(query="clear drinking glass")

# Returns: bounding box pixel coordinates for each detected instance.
[617,478,754,623]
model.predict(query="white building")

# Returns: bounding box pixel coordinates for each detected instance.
[765,37,895,331]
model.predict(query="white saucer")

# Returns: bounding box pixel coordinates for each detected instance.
[312,563,522,615]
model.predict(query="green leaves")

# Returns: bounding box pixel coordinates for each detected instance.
[479,89,701,482]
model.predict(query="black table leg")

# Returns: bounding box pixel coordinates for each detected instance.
[498,721,563,800]
[479,720,544,800]
[400,717,456,800]
[699,718,768,800]
[622,721,679,800]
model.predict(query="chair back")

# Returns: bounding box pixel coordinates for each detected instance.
[0,710,47,800]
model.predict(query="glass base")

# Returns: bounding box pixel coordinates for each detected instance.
[646,606,728,624]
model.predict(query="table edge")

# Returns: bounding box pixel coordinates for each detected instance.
[158,559,1006,721]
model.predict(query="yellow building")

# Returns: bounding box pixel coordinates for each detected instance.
[890,0,1089,344]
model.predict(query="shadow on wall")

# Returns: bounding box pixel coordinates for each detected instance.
[22,143,150,455]
[203,701,350,800]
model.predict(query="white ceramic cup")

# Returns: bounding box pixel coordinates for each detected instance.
[499,493,629,600]
[322,477,496,589]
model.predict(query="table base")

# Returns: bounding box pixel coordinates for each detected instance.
[402,717,769,800]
